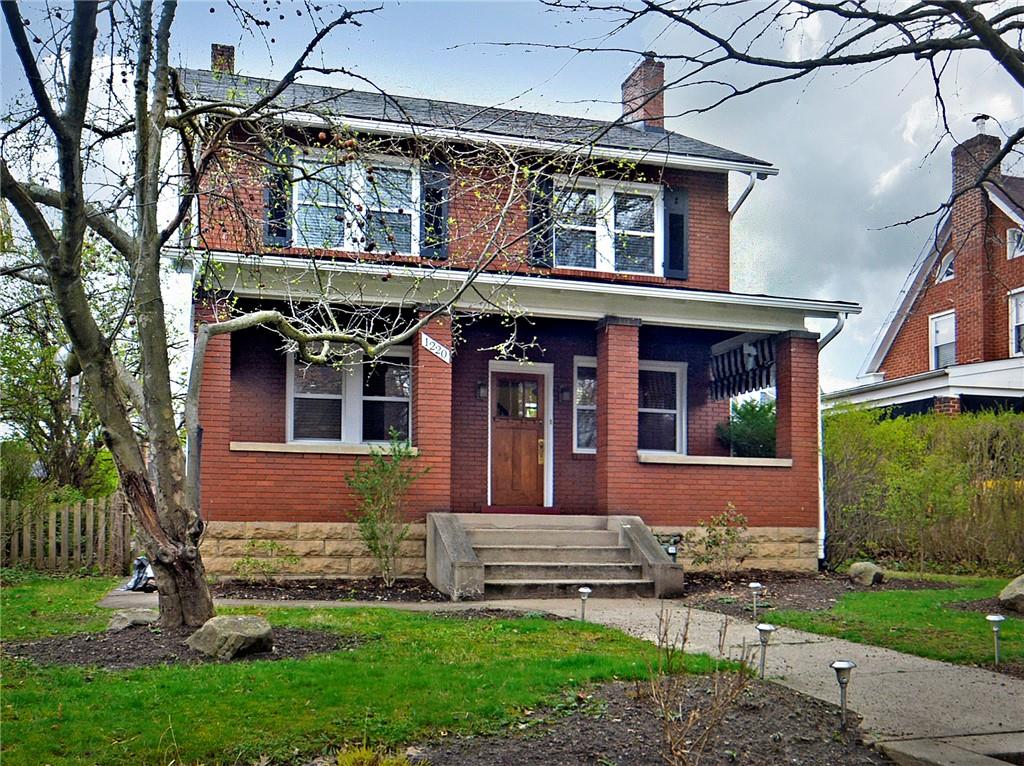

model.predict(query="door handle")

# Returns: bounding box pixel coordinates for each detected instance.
[538,438,545,465]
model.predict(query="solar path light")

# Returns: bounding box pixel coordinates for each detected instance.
[987,615,1006,666]
[748,582,764,619]
[578,586,592,621]
[755,623,776,679]
[829,660,856,730]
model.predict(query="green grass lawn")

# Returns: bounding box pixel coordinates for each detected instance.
[0,572,706,766]
[770,573,1022,667]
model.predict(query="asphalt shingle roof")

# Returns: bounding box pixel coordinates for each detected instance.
[176,68,772,168]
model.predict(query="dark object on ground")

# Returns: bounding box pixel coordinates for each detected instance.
[416,678,892,766]
[212,576,449,602]
[186,615,273,660]
[107,608,159,632]
[677,570,957,619]
[121,556,157,592]
[4,625,359,670]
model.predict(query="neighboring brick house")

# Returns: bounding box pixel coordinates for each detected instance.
[826,118,1024,415]
[176,49,859,581]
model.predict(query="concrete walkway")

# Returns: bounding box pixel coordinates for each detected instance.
[101,590,1024,764]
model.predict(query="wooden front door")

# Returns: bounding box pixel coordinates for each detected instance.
[491,372,545,507]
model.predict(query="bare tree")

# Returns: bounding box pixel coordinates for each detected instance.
[0,1,623,625]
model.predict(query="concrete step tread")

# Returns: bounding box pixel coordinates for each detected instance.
[483,562,640,568]
[484,578,653,586]
[473,545,630,550]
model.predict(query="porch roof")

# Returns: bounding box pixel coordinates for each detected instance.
[197,250,861,335]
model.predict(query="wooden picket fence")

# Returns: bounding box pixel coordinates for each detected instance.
[0,493,134,574]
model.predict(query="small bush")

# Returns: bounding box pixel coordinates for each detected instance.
[683,505,752,576]
[346,432,427,587]
[230,540,299,584]
[337,746,414,766]
[716,398,776,458]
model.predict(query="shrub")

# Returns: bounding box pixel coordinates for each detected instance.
[230,540,299,584]
[337,746,412,766]
[683,504,752,576]
[715,399,776,457]
[346,432,427,587]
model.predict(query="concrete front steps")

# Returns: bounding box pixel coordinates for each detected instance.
[426,513,684,601]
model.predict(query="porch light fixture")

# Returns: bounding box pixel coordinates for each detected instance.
[829,660,856,730]
[476,381,487,400]
[987,614,1006,666]
[578,586,592,621]
[748,582,764,619]
[755,623,776,679]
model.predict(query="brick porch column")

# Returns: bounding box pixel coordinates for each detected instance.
[596,316,640,514]
[774,330,819,464]
[933,396,962,415]
[195,300,232,522]
[411,311,453,517]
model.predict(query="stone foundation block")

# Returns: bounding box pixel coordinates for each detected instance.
[205,522,247,540]
[244,521,298,540]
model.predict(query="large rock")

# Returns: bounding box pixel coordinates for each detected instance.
[186,615,274,660]
[848,561,884,586]
[107,608,159,632]
[998,574,1024,614]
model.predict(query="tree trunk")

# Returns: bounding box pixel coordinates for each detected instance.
[151,557,215,628]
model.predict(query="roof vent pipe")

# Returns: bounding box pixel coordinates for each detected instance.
[973,114,990,135]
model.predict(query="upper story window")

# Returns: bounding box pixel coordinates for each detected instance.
[550,179,663,275]
[929,311,956,370]
[292,154,420,255]
[1011,291,1024,357]
[936,253,955,283]
[638,361,687,453]
[287,349,412,444]
[573,357,597,453]
[1008,228,1024,260]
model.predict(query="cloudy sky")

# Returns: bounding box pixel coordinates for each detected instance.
[4,1,1022,390]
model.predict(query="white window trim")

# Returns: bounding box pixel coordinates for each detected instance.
[1010,288,1024,358]
[292,151,420,256]
[286,347,412,445]
[928,310,956,371]
[638,360,688,455]
[552,176,664,276]
[1008,227,1024,261]
[573,355,597,454]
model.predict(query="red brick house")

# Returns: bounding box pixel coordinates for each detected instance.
[826,118,1024,415]
[178,50,858,593]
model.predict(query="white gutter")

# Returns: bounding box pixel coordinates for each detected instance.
[818,312,847,351]
[815,312,850,561]
[729,172,769,217]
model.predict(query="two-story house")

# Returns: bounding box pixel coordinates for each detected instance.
[826,118,1024,414]
[179,48,859,597]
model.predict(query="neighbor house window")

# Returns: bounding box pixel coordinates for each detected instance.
[1008,228,1024,260]
[638,361,687,453]
[573,357,597,453]
[929,311,956,370]
[936,253,954,283]
[292,152,419,254]
[552,179,662,275]
[1011,291,1024,356]
[287,348,411,443]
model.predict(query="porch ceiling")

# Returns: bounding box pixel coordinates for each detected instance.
[197,251,861,334]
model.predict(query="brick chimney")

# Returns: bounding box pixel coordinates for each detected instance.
[952,115,1000,195]
[211,43,235,75]
[621,53,665,131]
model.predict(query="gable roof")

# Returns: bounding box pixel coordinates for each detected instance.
[861,176,1024,376]
[176,68,775,174]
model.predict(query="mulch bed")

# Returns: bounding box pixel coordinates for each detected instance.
[413,678,892,766]
[676,570,957,620]
[427,608,567,621]
[212,576,449,603]
[2,625,361,670]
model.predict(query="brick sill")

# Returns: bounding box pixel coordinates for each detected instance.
[637,452,793,468]
[229,441,420,456]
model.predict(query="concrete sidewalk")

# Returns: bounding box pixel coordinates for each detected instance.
[102,590,1024,763]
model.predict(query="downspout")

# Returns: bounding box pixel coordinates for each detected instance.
[729,172,768,218]
[815,312,848,564]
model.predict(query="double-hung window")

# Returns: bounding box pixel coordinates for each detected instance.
[573,357,597,453]
[638,361,687,453]
[1011,291,1024,356]
[929,311,956,370]
[292,152,419,255]
[287,348,412,443]
[552,179,662,275]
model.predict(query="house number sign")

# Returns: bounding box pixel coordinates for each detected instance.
[420,333,451,364]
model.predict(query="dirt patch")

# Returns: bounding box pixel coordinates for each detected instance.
[212,577,448,603]
[677,570,957,620]
[415,678,892,766]
[3,625,361,670]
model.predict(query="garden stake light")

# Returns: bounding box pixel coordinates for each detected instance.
[987,615,1006,666]
[748,582,764,619]
[830,660,856,730]
[578,586,592,621]
[756,623,776,679]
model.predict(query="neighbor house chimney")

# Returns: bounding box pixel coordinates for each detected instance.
[952,115,1000,195]
[621,53,665,131]
[211,43,235,75]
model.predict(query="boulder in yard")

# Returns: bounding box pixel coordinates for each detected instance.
[998,574,1024,614]
[186,615,274,660]
[107,608,159,632]
[848,562,884,586]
